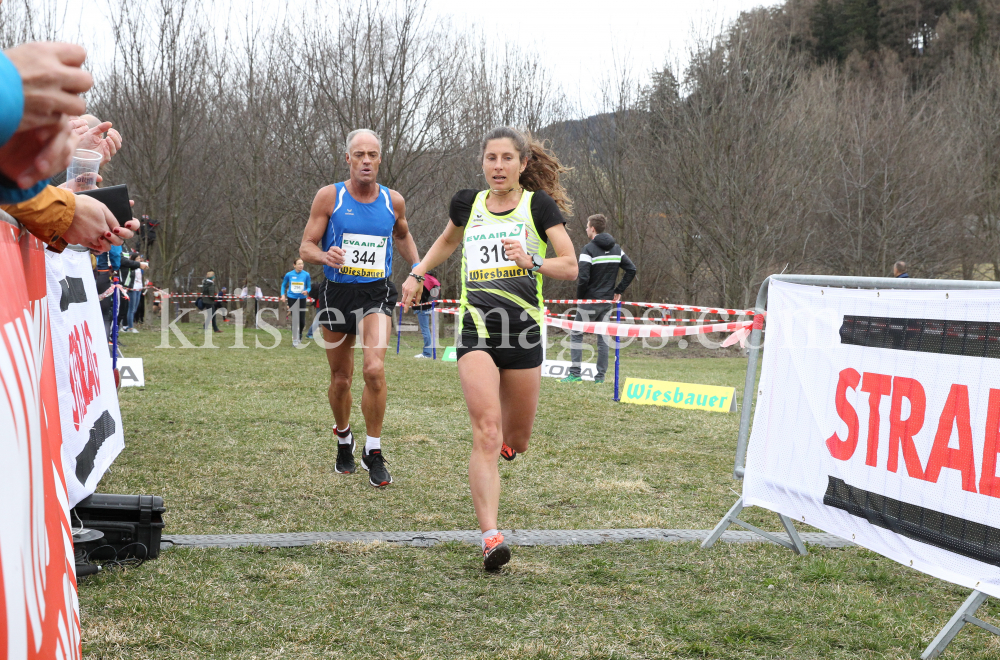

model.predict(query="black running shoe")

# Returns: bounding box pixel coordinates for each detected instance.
[335,437,356,474]
[361,449,393,487]
[483,532,511,571]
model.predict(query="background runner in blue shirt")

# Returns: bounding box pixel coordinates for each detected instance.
[280,258,312,346]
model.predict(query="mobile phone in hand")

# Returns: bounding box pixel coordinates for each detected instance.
[75,184,131,227]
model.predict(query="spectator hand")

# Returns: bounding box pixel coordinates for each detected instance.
[613,293,622,303]
[58,171,101,190]
[63,194,136,251]
[72,120,121,165]
[4,42,92,132]
[0,118,78,188]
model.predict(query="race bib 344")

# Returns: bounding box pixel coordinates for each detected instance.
[342,233,388,278]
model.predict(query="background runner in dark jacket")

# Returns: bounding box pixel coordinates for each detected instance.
[565,214,637,382]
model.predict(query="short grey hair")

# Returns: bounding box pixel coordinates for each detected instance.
[346,128,382,154]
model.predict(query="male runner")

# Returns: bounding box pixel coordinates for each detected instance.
[299,129,419,487]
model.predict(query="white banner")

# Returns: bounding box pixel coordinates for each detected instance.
[45,249,125,508]
[745,280,1000,598]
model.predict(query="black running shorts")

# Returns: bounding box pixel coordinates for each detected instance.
[318,279,398,335]
[455,334,544,370]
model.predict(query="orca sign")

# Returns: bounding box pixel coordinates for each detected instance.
[542,360,597,381]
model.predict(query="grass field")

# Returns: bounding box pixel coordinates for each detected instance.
[79,321,1000,659]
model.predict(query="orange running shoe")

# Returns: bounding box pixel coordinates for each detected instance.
[483,532,511,571]
[500,443,517,461]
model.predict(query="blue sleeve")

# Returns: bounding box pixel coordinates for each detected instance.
[305,272,311,292]
[281,272,290,296]
[0,178,48,204]
[0,52,23,147]
[109,245,122,269]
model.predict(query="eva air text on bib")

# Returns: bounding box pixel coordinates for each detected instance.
[465,223,528,282]
[342,233,388,278]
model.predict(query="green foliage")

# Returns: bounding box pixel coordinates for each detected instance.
[800,556,847,583]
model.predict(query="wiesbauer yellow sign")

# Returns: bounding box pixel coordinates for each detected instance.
[621,378,737,413]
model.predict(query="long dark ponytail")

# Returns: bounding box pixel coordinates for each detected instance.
[480,127,573,215]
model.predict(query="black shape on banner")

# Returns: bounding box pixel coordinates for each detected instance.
[840,315,1000,359]
[58,276,89,312]
[75,410,116,485]
[824,476,1000,566]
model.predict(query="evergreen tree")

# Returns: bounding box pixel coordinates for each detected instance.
[811,0,845,62]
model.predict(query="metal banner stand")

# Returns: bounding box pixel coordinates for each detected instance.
[921,590,998,659]
[701,273,1000,658]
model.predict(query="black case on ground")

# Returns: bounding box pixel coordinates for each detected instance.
[73,493,166,560]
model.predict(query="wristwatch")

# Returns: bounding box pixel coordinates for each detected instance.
[530,254,544,272]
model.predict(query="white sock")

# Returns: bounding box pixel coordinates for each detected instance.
[365,435,381,453]
[336,426,352,445]
[481,528,498,549]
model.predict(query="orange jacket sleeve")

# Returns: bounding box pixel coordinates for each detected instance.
[0,185,75,253]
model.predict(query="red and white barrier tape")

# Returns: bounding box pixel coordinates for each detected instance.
[543,315,753,339]
[544,309,683,324]
[431,306,753,339]
[153,291,311,304]
[542,299,755,316]
[417,299,752,317]
[98,283,130,301]
[720,312,766,348]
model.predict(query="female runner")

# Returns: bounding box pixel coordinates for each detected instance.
[401,127,577,570]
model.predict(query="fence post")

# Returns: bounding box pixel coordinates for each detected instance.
[111,276,120,370]
[613,300,622,401]
[542,306,548,364]
[431,300,436,360]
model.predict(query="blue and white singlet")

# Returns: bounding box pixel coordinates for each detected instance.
[321,182,396,284]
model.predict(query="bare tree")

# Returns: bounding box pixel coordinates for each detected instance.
[807,52,964,278]
[948,47,1000,279]
[94,0,219,286]
[663,11,812,308]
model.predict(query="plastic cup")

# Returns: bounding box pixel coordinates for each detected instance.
[66,149,101,191]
